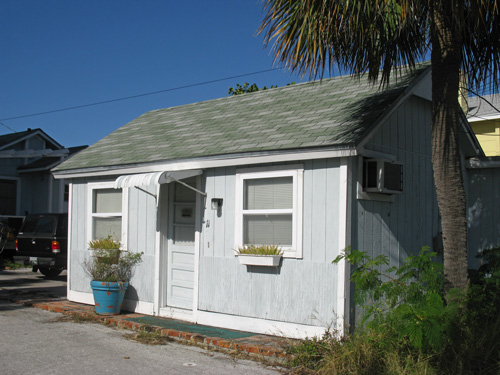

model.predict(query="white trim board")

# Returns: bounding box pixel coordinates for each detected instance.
[68,292,328,339]
[357,68,432,149]
[234,166,304,258]
[196,310,327,340]
[86,181,129,249]
[468,114,500,122]
[53,148,358,179]
[336,158,348,336]
[67,183,73,298]
[67,290,155,315]
[67,290,94,305]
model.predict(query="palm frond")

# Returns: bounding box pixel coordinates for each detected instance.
[259,0,429,85]
[461,0,500,93]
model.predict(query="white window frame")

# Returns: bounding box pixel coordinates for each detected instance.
[235,166,303,258]
[87,181,128,249]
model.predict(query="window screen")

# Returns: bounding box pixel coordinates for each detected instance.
[91,188,122,241]
[93,189,122,213]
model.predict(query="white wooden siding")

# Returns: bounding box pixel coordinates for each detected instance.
[68,179,156,303]
[199,257,338,326]
[355,95,438,263]
[199,160,343,326]
[351,95,439,325]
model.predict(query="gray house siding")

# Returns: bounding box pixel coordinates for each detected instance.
[0,132,76,216]
[0,158,24,177]
[350,95,439,325]
[198,159,343,326]
[126,183,156,303]
[353,95,438,262]
[68,181,88,293]
[68,178,156,304]
[467,166,500,269]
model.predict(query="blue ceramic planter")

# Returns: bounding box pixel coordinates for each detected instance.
[90,281,128,315]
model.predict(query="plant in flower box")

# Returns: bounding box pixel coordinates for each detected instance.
[83,236,142,315]
[236,244,283,267]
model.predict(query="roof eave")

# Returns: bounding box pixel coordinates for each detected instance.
[468,114,500,122]
[19,160,62,173]
[0,129,64,151]
[52,145,358,179]
[356,66,432,149]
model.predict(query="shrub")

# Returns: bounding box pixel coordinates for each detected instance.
[436,247,500,374]
[83,237,142,282]
[286,246,500,374]
[334,246,455,353]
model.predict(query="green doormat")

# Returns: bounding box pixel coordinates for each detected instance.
[125,316,255,340]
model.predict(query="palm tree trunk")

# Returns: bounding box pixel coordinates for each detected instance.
[430,1,469,291]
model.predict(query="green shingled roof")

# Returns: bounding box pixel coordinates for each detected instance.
[54,66,429,173]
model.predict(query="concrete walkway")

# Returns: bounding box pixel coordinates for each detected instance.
[0,268,294,364]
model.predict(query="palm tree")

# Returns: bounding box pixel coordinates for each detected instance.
[259,0,500,291]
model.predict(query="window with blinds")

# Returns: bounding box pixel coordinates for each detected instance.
[235,167,303,258]
[243,177,293,246]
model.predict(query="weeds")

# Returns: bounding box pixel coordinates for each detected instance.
[287,247,500,374]
[54,314,96,324]
[287,331,337,371]
[0,259,29,270]
[124,330,173,345]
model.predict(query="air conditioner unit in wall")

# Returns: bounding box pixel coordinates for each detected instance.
[363,158,403,194]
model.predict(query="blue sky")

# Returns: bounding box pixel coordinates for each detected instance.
[0,1,315,147]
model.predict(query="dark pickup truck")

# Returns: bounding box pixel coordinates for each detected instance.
[14,213,68,278]
[0,215,25,261]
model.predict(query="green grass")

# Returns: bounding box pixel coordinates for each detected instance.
[236,244,283,255]
[0,259,30,270]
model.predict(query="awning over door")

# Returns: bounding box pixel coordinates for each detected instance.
[114,169,203,189]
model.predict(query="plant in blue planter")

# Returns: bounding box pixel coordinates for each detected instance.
[84,237,142,315]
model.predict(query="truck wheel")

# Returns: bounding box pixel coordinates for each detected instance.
[38,267,63,278]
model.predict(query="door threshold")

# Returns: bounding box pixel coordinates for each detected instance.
[159,306,195,322]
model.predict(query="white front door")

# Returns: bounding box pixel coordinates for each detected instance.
[165,179,196,310]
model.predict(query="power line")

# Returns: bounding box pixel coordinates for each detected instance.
[0,121,16,133]
[466,88,500,117]
[0,68,281,122]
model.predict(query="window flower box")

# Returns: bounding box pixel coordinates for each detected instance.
[236,244,283,267]
[238,254,282,267]
[237,254,282,267]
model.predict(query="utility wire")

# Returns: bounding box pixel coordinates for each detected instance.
[0,121,16,132]
[0,68,281,122]
[467,88,500,117]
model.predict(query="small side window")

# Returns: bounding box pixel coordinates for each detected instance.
[88,183,124,242]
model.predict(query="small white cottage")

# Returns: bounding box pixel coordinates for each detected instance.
[53,65,487,338]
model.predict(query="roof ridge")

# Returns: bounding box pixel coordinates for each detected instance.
[54,66,430,173]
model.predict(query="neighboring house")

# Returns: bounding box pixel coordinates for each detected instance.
[466,95,500,268]
[467,156,500,270]
[0,128,86,215]
[467,94,500,156]
[53,65,486,338]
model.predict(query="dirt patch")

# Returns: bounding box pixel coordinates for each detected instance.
[123,330,174,345]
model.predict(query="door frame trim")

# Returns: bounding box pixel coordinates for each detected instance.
[192,175,202,320]
[156,177,201,314]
